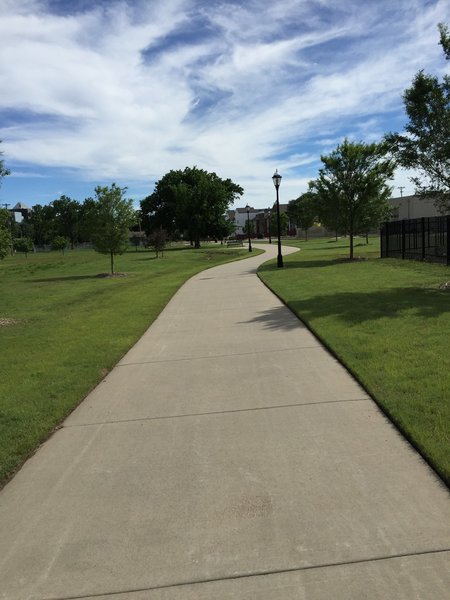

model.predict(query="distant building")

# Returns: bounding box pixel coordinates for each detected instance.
[230,203,295,237]
[388,195,445,221]
[233,207,266,235]
[9,202,32,223]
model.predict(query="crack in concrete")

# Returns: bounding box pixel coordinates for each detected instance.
[116,344,323,367]
[64,397,371,428]
[40,548,450,600]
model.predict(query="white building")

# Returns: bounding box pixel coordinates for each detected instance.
[233,207,266,235]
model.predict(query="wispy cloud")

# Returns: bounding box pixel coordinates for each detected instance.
[0,0,448,206]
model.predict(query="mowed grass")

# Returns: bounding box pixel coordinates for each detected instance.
[0,244,259,486]
[259,236,450,486]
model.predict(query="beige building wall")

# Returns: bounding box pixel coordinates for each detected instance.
[388,195,442,220]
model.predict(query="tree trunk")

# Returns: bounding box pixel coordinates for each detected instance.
[350,232,354,259]
[110,250,114,274]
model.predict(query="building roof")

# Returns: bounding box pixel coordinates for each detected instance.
[235,207,264,214]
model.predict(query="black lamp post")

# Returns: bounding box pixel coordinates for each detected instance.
[267,208,272,243]
[245,204,252,252]
[272,170,283,268]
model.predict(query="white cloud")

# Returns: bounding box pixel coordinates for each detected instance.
[0,0,448,207]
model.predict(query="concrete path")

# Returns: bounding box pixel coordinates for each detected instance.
[1,243,449,600]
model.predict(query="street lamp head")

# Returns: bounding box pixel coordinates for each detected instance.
[245,204,250,213]
[272,169,282,189]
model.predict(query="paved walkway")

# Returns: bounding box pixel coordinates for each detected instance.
[1,244,449,599]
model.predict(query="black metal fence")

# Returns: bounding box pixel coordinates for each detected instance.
[380,215,450,266]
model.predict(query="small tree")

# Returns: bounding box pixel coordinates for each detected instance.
[13,237,34,257]
[147,228,167,258]
[51,236,69,255]
[310,139,395,259]
[88,184,136,274]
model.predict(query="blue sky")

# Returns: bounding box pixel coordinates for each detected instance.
[0,0,449,210]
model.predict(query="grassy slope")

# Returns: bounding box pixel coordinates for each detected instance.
[259,237,450,486]
[0,245,259,485]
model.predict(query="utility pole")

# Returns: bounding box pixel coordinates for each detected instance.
[398,187,410,219]
[2,203,10,209]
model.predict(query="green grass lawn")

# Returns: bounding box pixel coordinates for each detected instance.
[0,244,259,486]
[259,236,450,487]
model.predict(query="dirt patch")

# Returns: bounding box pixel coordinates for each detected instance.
[0,318,21,327]
[438,281,450,291]
[95,272,128,278]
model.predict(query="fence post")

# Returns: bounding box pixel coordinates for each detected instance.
[401,220,406,260]
[421,217,426,260]
[447,215,450,266]
[380,224,386,257]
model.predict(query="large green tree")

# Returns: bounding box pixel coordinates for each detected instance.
[141,167,243,248]
[310,139,394,259]
[0,208,12,259]
[385,24,450,213]
[287,192,318,240]
[0,141,10,183]
[28,204,56,246]
[0,147,11,259]
[88,184,136,274]
[52,195,81,248]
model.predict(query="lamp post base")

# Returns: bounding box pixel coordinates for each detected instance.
[277,254,283,268]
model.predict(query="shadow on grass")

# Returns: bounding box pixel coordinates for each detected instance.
[243,287,449,332]
[30,275,99,282]
[261,258,356,270]
[285,286,450,324]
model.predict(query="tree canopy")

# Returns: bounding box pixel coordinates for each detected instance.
[51,195,80,248]
[0,141,10,185]
[310,139,394,259]
[439,22,450,60]
[141,166,243,248]
[287,192,317,240]
[0,208,12,260]
[13,236,34,257]
[385,24,450,213]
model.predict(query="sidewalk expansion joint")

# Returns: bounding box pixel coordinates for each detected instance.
[117,344,322,366]
[64,397,370,428]
[41,548,450,600]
